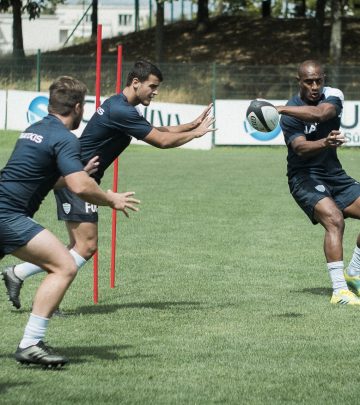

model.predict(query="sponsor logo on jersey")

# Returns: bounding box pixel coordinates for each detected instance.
[97,107,104,115]
[85,202,98,213]
[62,203,71,214]
[19,132,43,144]
[304,124,318,135]
[315,185,326,192]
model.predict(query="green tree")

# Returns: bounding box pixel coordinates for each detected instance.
[155,0,164,63]
[197,0,209,31]
[262,0,271,17]
[329,0,342,64]
[91,0,98,40]
[315,0,327,56]
[0,0,62,57]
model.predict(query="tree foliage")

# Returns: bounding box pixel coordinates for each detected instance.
[0,0,63,57]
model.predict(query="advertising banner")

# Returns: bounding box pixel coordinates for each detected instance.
[0,91,6,130]
[215,100,286,145]
[340,101,360,146]
[5,91,212,149]
[4,91,360,148]
[135,102,212,150]
[215,99,360,146]
[6,90,98,136]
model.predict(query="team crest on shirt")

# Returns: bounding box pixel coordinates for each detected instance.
[62,203,71,214]
[315,185,326,192]
[304,124,318,134]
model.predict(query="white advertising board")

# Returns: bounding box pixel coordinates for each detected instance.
[135,102,212,150]
[0,91,7,130]
[5,91,212,149]
[4,91,360,148]
[215,99,360,146]
[340,101,360,146]
[6,90,98,136]
[215,99,286,146]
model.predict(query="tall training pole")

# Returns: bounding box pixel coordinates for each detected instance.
[110,45,123,288]
[93,23,102,304]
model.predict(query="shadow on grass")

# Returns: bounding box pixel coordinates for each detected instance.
[0,301,204,316]
[298,287,332,296]
[276,312,304,318]
[0,381,31,394]
[57,344,155,364]
[65,301,203,316]
[0,344,154,365]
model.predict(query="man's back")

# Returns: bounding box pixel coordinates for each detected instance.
[79,93,152,183]
[0,115,82,216]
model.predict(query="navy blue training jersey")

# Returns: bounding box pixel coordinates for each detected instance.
[0,114,84,216]
[280,86,344,179]
[80,93,153,183]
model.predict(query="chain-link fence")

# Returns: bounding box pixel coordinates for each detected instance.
[1,55,360,102]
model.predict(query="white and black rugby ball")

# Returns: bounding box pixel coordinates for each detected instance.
[246,99,279,132]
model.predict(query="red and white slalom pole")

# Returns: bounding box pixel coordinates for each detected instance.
[93,23,102,304]
[110,45,123,288]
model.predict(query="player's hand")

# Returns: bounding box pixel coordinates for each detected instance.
[107,190,140,217]
[191,103,213,128]
[194,114,217,138]
[84,155,100,175]
[326,130,346,148]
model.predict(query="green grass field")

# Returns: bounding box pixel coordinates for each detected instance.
[2,130,360,404]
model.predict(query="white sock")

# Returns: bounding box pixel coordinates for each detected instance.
[19,313,49,349]
[14,249,87,280]
[14,262,44,281]
[327,261,348,293]
[69,248,87,268]
[347,246,360,277]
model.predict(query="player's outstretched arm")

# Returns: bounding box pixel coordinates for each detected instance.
[144,114,216,149]
[156,103,213,133]
[291,130,346,157]
[64,171,140,217]
[276,102,337,123]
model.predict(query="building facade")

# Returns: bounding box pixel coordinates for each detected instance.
[0,0,150,55]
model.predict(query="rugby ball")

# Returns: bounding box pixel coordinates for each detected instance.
[246,99,279,132]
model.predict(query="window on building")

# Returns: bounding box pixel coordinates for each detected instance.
[0,28,7,44]
[60,29,68,43]
[118,14,132,26]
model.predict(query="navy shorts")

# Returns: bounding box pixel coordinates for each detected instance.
[288,172,360,224]
[0,212,44,256]
[54,188,98,223]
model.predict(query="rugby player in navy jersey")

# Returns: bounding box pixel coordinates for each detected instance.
[277,60,360,305]
[2,60,215,310]
[0,76,140,367]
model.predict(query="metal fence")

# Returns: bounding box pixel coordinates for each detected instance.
[1,55,360,102]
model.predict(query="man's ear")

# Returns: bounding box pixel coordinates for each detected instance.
[74,102,83,114]
[132,78,140,90]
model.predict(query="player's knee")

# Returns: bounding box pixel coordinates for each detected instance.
[62,258,78,280]
[76,239,98,260]
[327,211,345,232]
